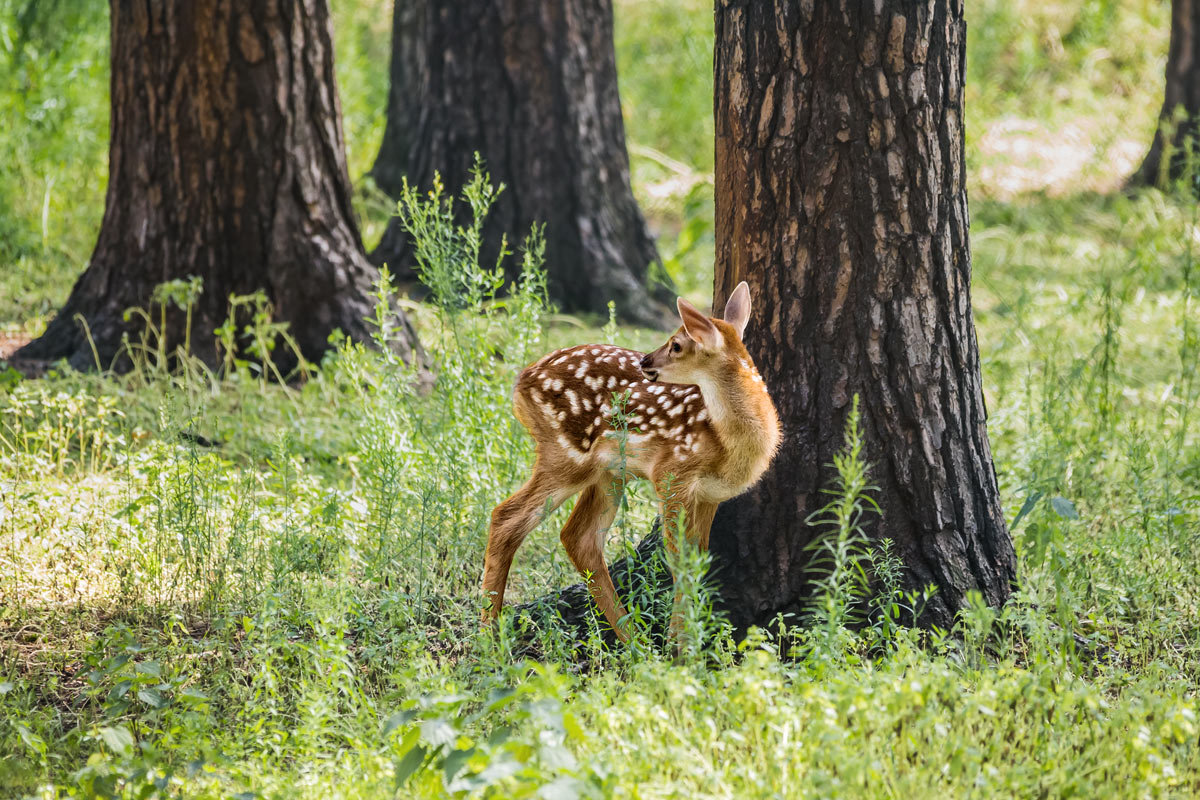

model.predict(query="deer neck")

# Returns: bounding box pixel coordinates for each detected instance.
[692,358,775,456]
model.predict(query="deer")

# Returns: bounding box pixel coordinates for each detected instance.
[481,281,781,642]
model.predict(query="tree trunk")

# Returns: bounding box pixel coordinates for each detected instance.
[707,0,1015,632]
[15,0,421,373]
[369,0,672,328]
[1130,0,1200,188]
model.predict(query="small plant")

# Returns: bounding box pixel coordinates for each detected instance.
[214,290,310,387]
[803,395,879,662]
[661,500,729,665]
[121,276,203,375]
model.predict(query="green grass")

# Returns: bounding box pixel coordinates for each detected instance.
[4,0,1200,797]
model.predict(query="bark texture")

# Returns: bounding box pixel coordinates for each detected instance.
[1131,0,1200,188]
[370,0,672,328]
[707,0,1015,632]
[16,0,421,372]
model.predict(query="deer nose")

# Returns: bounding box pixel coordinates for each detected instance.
[639,355,653,371]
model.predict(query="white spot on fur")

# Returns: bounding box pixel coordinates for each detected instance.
[565,390,580,415]
[696,409,709,422]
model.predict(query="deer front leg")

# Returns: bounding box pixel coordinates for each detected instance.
[657,487,719,653]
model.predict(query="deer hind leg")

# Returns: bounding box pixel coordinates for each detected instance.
[558,482,629,641]
[482,471,576,624]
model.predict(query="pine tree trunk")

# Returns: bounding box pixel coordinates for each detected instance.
[15,0,421,373]
[706,0,1015,632]
[369,0,672,328]
[1131,0,1200,188]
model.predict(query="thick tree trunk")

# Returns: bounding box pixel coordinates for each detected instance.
[1131,0,1200,188]
[15,0,421,372]
[370,0,672,328]
[706,0,1015,632]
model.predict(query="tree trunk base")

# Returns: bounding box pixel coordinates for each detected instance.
[514,527,673,650]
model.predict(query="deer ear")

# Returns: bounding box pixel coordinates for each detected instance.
[723,281,752,339]
[677,297,721,349]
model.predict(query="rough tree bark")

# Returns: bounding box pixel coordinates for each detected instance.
[1130,0,1200,188]
[15,0,421,372]
[369,0,672,328]
[706,0,1015,632]
[533,0,1016,638]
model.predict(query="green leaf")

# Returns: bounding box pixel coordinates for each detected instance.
[137,688,167,709]
[441,746,475,783]
[16,723,46,755]
[135,661,162,678]
[562,711,586,743]
[484,687,517,713]
[178,687,209,704]
[384,708,417,736]
[1011,490,1043,530]
[394,744,427,789]
[419,717,458,747]
[487,724,514,748]
[1050,496,1079,520]
[99,725,135,757]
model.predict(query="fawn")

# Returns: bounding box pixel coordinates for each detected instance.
[482,281,781,640]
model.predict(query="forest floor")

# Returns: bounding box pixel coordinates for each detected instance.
[4,0,1200,797]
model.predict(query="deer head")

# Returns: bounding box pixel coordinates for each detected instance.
[639,281,753,385]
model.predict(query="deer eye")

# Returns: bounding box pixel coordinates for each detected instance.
[671,341,682,354]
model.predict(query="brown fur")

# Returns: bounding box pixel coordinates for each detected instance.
[482,283,781,643]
